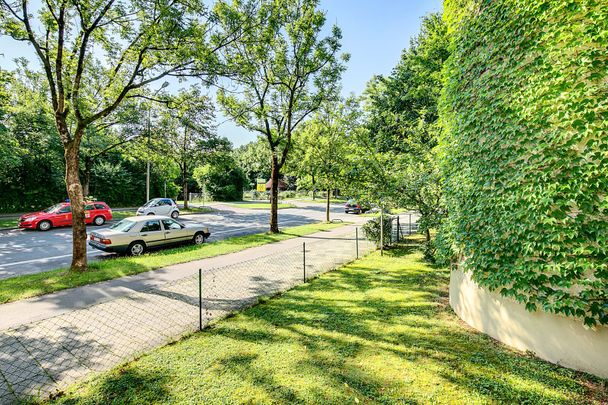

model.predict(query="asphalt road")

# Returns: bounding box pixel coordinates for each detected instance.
[0,203,368,280]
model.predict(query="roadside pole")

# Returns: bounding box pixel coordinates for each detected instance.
[303,242,306,282]
[380,209,384,256]
[409,213,412,235]
[198,268,203,331]
[356,228,359,259]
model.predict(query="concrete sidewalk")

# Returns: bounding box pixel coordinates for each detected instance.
[0,224,373,403]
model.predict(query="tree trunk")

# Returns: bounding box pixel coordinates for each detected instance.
[182,165,189,210]
[425,228,431,243]
[65,138,88,272]
[326,188,330,222]
[269,155,280,233]
[183,178,189,210]
[311,175,316,200]
[82,158,92,198]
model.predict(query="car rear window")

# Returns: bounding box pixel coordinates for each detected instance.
[162,219,183,230]
[110,219,136,232]
[141,220,161,232]
[94,203,106,210]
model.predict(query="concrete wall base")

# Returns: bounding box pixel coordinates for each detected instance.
[449,268,608,379]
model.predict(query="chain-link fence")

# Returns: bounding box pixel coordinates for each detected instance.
[390,214,419,245]
[0,227,374,404]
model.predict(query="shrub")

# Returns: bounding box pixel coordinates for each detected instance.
[279,190,296,199]
[193,155,247,202]
[362,215,393,247]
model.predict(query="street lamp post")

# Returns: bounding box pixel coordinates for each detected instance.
[145,81,169,202]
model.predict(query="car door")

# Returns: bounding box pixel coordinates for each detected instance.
[138,220,165,246]
[56,205,72,226]
[161,218,190,244]
[84,204,95,224]
[160,199,173,216]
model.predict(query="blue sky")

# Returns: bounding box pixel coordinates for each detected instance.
[0,0,443,146]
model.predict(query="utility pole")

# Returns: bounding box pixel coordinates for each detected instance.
[145,81,169,202]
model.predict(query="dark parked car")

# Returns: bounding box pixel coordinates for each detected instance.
[344,199,370,214]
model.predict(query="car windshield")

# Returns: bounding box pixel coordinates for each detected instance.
[109,219,136,232]
[43,204,63,213]
[142,199,160,208]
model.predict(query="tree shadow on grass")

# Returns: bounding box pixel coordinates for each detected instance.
[52,241,608,404]
[57,368,174,405]
[205,244,607,404]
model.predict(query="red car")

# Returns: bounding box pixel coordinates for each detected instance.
[19,202,113,231]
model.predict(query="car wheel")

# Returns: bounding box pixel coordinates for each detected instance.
[37,220,52,231]
[193,232,205,245]
[128,241,146,256]
[171,210,179,219]
[147,212,155,216]
[94,216,105,226]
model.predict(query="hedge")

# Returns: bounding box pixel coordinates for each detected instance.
[440,0,608,326]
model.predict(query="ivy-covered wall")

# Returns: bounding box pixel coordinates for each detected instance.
[440,0,608,326]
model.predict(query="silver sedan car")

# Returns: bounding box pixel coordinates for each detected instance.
[88,215,210,256]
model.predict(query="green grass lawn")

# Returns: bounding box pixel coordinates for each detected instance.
[0,222,344,304]
[180,206,215,215]
[291,198,346,204]
[52,240,607,405]
[224,201,296,210]
[0,217,17,228]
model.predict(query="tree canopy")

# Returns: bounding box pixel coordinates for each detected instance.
[215,0,348,232]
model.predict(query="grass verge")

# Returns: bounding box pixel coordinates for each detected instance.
[0,222,344,304]
[224,202,296,210]
[290,198,346,204]
[0,217,17,228]
[52,240,606,404]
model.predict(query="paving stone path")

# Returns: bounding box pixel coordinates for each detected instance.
[0,226,374,403]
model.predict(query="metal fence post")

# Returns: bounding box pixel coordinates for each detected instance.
[356,228,359,259]
[397,216,400,242]
[409,213,412,235]
[380,209,384,256]
[303,242,306,282]
[198,268,202,331]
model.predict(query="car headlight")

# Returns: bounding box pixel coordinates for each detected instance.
[23,217,35,222]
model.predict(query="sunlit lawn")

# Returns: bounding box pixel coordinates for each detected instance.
[224,201,296,210]
[52,240,607,404]
[0,217,17,228]
[291,198,347,204]
[0,222,344,304]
